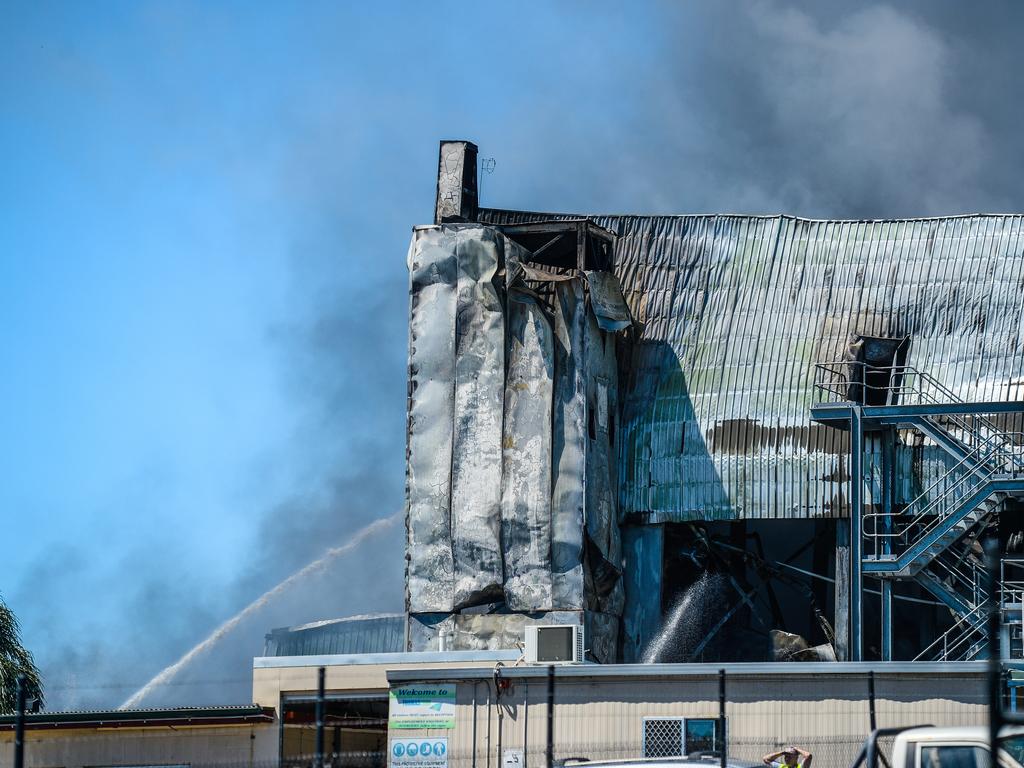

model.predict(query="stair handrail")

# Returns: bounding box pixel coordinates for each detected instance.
[814,361,1024,473]
[864,443,999,545]
[930,549,987,609]
[1001,558,1024,610]
[913,600,989,661]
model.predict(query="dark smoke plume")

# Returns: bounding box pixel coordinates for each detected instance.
[13,0,1024,708]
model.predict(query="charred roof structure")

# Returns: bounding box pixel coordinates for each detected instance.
[404,140,1024,664]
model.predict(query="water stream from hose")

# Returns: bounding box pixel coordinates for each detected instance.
[119,513,400,709]
[641,572,727,663]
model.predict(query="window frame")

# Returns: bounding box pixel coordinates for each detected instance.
[641,716,724,758]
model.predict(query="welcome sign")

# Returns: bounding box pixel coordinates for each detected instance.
[388,685,456,729]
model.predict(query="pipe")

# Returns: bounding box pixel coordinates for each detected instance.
[987,537,1003,758]
[851,406,864,661]
[497,704,504,768]
[315,666,325,768]
[523,681,529,768]
[546,666,555,768]
[472,682,480,768]
[868,670,877,732]
[718,669,727,768]
[14,675,25,768]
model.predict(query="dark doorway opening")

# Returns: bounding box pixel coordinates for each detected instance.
[845,335,910,406]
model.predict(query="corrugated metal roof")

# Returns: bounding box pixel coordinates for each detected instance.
[263,613,405,656]
[386,659,987,682]
[480,210,1024,522]
[0,705,274,730]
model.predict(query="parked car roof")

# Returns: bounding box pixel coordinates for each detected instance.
[562,757,759,768]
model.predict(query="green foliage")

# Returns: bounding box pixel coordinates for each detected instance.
[0,595,43,713]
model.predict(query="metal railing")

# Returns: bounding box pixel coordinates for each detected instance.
[931,548,988,609]
[814,361,1024,475]
[862,445,1011,562]
[816,361,979,407]
[914,601,988,662]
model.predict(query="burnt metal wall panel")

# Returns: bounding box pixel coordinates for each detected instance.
[480,209,1024,522]
[406,227,458,612]
[551,279,588,609]
[450,230,506,607]
[584,305,624,617]
[501,288,555,611]
[406,225,631,647]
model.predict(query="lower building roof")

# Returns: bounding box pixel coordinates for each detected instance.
[0,704,275,731]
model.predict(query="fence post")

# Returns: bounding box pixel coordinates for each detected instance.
[315,666,326,768]
[868,670,877,732]
[14,675,26,768]
[719,669,727,768]
[987,537,1002,759]
[546,665,555,768]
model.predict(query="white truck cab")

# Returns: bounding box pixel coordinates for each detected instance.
[889,727,1024,768]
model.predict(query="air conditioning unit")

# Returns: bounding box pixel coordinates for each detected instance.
[524,624,584,664]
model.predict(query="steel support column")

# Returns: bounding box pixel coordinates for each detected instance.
[880,426,895,661]
[850,406,864,662]
[880,581,892,661]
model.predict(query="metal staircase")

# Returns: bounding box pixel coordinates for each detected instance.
[812,361,1024,661]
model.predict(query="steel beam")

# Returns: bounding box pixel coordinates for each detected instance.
[851,406,864,661]
[813,400,1024,425]
[622,525,664,662]
[881,581,893,661]
[881,427,895,661]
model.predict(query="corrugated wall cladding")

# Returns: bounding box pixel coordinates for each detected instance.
[263,614,405,656]
[480,210,1024,522]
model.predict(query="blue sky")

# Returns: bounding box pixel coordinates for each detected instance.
[3,0,1023,708]
[0,0,670,708]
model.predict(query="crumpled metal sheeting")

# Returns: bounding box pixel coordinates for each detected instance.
[550,279,587,609]
[450,230,507,608]
[501,287,555,611]
[480,209,1024,522]
[406,227,458,612]
[584,307,625,616]
[584,270,632,332]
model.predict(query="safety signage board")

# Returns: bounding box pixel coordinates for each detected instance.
[503,749,524,768]
[391,737,449,768]
[388,685,456,729]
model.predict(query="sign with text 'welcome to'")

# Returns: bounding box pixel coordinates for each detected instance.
[388,685,456,729]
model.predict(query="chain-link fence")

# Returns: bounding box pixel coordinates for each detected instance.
[0,668,996,768]
[417,668,992,768]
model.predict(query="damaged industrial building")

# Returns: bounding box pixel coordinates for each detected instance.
[404,139,1024,665]
[17,139,1024,768]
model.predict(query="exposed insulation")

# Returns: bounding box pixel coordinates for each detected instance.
[501,287,555,611]
[450,230,506,607]
[550,278,588,610]
[405,223,633,647]
[405,227,458,612]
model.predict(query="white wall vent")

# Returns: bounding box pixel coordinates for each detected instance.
[524,624,584,664]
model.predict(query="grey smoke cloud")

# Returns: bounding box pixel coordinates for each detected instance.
[493,1,1024,220]
[13,0,1024,709]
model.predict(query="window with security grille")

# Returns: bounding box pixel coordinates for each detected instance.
[643,717,722,758]
[643,717,684,757]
